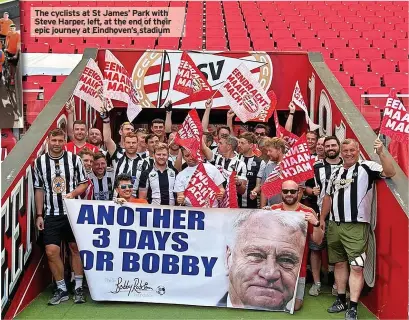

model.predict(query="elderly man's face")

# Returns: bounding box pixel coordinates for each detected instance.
[226,214,304,310]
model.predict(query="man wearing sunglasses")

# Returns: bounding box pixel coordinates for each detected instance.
[113,173,147,205]
[269,180,323,312]
[254,124,269,141]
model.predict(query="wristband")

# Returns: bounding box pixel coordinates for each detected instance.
[102,118,110,123]
[36,214,43,218]
[289,113,295,115]
[165,102,173,113]
[313,220,320,227]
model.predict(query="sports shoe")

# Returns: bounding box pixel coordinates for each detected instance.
[327,298,348,313]
[345,308,358,320]
[309,283,321,296]
[73,287,86,304]
[48,288,69,305]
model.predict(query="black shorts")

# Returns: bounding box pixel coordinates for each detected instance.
[44,215,76,246]
[6,52,18,66]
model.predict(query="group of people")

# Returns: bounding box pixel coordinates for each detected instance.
[33,97,396,320]
[0,11,20,85]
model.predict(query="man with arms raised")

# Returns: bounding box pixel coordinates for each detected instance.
[269,180,324,311]
[221,209,308,311]
[174,147,225,207]
[237,132,265,208]
[321,138,395,320]
[308,136,343,297]
[34,128,88,305]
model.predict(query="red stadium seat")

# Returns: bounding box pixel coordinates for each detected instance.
[343,59,368,73]
[275,37,299,48]
[353,73,381,87]
[372,38,396,49]
[384,48,408,61]
[340,30,362,39]
[395,23,409,32]
[396,39,409,49]
[326,59,342,72]
[383,73,409,88]
[358,48,383,60]
[332,71,352,86]
[324,37,347,49]
[252,38,275,50]
[293,28,316,38]
[352,22,374,31]
[316,29,339,39]
[398,60,408,73]
[366,87,393,107]
[384,30,406,40]
[272,29,293,39]
[300,38,323,49]
[26,100,46,125]
[347,38,371,49]
[344,86,364,106]
[374,22,395,31]
[360,105,381,129]
[362,30,384,40]
[333,47,357,59]
[370,59,397,73]
[205,44,228,51]
[132,38,156,49]
[26,42,50,53]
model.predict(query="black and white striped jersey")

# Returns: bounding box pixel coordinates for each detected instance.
[33,151,87,216]
[211,154,247,188]
[238,156,266,208]
[326,160,384,223]
[139,164,178,205]
[314,158,343,210]
[89,169,115,200]
[111,149,145,184]
[133,157,174,193]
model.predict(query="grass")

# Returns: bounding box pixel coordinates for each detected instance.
[17,285,376,320]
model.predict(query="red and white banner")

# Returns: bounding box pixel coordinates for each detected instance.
[219,171,239,208]
[249,90,277,122]
[174,109,203,160]
[292,81,320,131]
[219,64,270,123]
[73,59,106,112]
[262,134,315,197]
[184,163,220,207]
[173,52,212,96]
[104,50,142,121]
[274,111,299,152]
[379,90,409,144]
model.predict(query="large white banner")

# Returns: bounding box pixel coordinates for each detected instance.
[65,200,307,314]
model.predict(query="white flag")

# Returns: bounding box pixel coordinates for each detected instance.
[292,81,320,131]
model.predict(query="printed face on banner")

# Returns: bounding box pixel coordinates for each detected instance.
[225,211,306,311]
[64,200,305,314]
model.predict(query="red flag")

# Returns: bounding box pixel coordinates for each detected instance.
[252,144,262,157]
[379,90,409,144]
[173,52,212,95]
[274,111,299,152]
[249,90,278,122]
[261,134,315,197]
[219,171,239,208]
[388,139,409,177]
[174,109,203,160]
[184,163,220,207]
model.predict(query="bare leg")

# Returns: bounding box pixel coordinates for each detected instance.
[311,250,322,283]
[334,261,349,294]
[69,242,83,276]
[349,266,364,303]
[45,244,64,281]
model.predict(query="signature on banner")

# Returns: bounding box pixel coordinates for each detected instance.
[110,277,154,296]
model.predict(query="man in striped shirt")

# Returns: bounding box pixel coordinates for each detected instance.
[237,132,266,208]
[34,128,88,305]
[205,135,247,195]
[90,152,115,201]
[320,138,396,320]
[78,148,95,200]
[139,143,178,205]
[308,136,343,297]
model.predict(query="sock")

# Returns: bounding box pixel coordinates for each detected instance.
[349,301,358,310]
[74,275,83,290]
[338,293,347,304]
[315,281,321,286]
[56,279,67,292]
[329,265,335,272]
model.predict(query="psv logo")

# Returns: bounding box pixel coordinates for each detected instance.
[242,93,258,113]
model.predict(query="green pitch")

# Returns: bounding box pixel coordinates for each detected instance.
[17,285,375,319]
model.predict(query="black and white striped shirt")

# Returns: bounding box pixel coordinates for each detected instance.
[326,160,384,223]
[211,154,247,188]
[89,169,115,200]
[314,158,343,210]
[112,150,145,183]
[33,151,87,216]
[238,156,266,208]
[134,157,174,193]
[139,164,178,205]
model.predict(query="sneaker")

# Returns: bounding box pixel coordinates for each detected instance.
[327,298,348,313]
[73,287,86,304]
[309,283,321,296]
[345,308,358,320]
[48,288,69,305]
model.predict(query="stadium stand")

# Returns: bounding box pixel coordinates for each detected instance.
[19,0,408,128]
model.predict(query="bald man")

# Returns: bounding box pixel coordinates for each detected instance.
[269,180,324,311]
